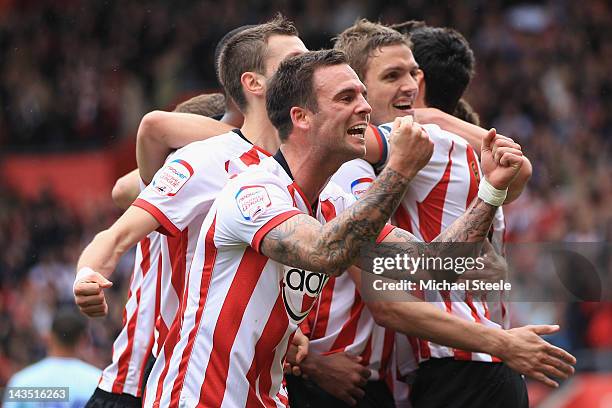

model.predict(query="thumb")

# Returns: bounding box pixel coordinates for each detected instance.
[93,274,113,288]
[392,116,402,131]
[482,128,496,153]
[530,324,560,335]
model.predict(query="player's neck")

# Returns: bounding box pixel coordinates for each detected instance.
[279,144,343,204]
[240,106,280,154]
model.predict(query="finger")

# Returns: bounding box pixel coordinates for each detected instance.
[81,304,107,315]
[360,367,372,380]
[76,293,106,307]
[494,147,523,164]
[74,282,102,296]
[295,346,308,364]
[347,354,362,363]
[482,128,496,153]
[543,356,574,378]
[400,115,414,129]
[540,362,571,380]
[493,138,521,151]
[531,372,559,388]
[546,345,577,365]
[500,152,524,167]
[392,117,402,131]
[339,393,357,406]
[530,324,560,335]
[356,375,368,387]
[349,386,366,400]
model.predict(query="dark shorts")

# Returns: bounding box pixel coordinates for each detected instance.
[285,375,394,408]
[410,358,529,408]
[84,388,141,408]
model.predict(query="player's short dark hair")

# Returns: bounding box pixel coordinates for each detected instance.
[214,25,255,87]
[173,93,226,117]
[51,307,87,348]
[219,14,298,112]
[407,26,475,113]
[266,49,347,141]
[333,19,410,81]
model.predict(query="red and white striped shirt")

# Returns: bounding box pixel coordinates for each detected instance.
[301,158,394,381]
[132,130,271,359]
[377,123,507,369]
[98,232,161,397]
[144,153,395,408]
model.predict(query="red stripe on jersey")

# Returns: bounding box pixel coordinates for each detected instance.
[224,160,230,173]
[320,199,336,222]
[154,254,163,356]
[243,293,288,407]
[369,124,385,164]
[417,142,454,242]
[309,277,336,339]
[239,147,263,166]
[376,224,396,243]
[290,182,313,216]
[454,293,483,361]
[251,210,302,253]
[160,218,217,408]
[112,286,142,393]
[329,288,365,352]
[167,228,188,314]
[393,204,413,233]
[360,335,373,367]
[111,238,150,394]
[253,145,273,157]
[277,392,289,407]
[136,332,155,396]
[199,247,269,407]
[132,198,180,237]
[465,144,480,208]
[379,329,395,379]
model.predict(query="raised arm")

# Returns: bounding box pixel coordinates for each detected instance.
[136,111,233,184]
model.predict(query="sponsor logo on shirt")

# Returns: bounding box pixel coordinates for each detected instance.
[350,177,374,200]
[235,185,271,221]
[152,159,194,196]
[281,266,329,322]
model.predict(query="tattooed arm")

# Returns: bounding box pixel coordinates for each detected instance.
[261,116,433,276]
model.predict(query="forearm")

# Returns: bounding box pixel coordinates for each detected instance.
[261,166,412,276]
[369,300,508,356]
[77,230,133,278]
[309,166,412,274]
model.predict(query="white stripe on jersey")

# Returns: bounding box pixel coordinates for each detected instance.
[132,131,272,361]
[145,155,380,408]
[99,232,161,397]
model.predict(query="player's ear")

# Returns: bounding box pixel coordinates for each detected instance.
[290,106,310,133]
[241,71,266,98]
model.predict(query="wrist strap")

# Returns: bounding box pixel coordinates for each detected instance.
[478,177,507,207]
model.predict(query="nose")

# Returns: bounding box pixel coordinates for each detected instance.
[356,93,372,117]
[399,75,418,94]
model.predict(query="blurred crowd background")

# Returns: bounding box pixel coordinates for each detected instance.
[0,0,610,402]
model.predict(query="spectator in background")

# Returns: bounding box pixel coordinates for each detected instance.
[3,307,100,407]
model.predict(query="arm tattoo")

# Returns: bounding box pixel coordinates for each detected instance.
[262,167,412,276]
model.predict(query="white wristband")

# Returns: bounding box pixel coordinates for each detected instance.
[74,266,96,289]
[478,177,507,207]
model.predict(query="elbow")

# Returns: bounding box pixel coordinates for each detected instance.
[111,177,136,210]
[137,110,166,144]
